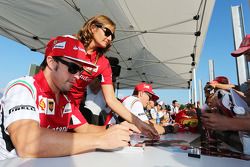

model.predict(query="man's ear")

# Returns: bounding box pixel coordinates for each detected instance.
[138,91,144,98]
[46,56,58,71]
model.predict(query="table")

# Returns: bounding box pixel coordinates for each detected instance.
[0,132,249,167]
[160,132,200,143]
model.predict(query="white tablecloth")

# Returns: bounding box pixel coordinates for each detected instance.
[0,132,249,167]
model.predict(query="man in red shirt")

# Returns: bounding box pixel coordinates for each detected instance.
[0,35,138,159]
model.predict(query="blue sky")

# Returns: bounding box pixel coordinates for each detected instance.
[0,0,250,105]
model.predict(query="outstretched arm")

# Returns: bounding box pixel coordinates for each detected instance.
[201,112,250,131]
[101,84,159,138]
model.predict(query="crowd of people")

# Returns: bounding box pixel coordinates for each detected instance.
[1,14,250,160]
[201,34,250,155]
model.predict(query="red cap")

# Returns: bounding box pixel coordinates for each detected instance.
[134,82,159,101]
[231,35,250,57]
[209,76,229,84]
[45,35,96,68]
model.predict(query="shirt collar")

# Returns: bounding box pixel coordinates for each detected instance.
[34,70,53,93]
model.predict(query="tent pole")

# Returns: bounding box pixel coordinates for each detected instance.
[231,5,248,90]
[193,68,197,107]
[198,79,203,106]
[208,59,215,82]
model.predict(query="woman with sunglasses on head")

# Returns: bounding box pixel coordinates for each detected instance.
[71,15,159,138]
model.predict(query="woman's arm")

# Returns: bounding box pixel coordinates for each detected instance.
[101,84,159,138]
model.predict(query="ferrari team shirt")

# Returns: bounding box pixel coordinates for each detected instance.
[0,70,87,160]
[70,51,113,105]
[122,96,148,122]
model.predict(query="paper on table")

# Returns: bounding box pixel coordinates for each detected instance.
[97,145,144,153]
[114,146,144,153]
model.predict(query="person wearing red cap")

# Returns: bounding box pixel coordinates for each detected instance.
[203,75,247,105]
[231,34,250,57]
[0,35,139,160]
[121,82,176,135]
[202,75,247,129]
[71,15,159,138]
[133,83,160,102]
[205,76,236,92]
[231,34,250,102]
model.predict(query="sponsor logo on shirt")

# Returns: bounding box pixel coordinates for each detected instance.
[138,113,146,116]
[63,103,72,114]
[85,65,99,73]
[9,105,35,114]
[46,99,55,115]
[47,125,68,132]
[39,99,46,111]
[79,75,92,82]
[38,96,55,115]
[38,96,47,113]
[53,41,66,49]
[53,126,67,132]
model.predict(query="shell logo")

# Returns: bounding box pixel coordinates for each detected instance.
[181,119,198,128]
[39,99,46,111]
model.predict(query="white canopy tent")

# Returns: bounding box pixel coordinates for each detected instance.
[0,0,215,89]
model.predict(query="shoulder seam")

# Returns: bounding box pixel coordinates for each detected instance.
[5,79,35,98]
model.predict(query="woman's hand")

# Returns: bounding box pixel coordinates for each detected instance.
[137,119,160,139]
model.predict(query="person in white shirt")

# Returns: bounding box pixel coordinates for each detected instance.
[170,100,179,120]
[122,83,159,121]
[122,83,177,135]
[150,101,165,120]
[81,75,111,124]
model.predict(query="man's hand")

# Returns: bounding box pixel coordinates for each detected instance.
[201,112,231,131]
[98,124,131,150]
[120,121,140,134]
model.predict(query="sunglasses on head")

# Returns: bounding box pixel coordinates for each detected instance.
[95,24,115,41]
[54,57,83,74]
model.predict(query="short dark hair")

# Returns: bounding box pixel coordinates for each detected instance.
[40,56,64,70]
[172,100,177,104]
[39,57,47,70]
[132,90,139,96]
[165,105,171,111]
